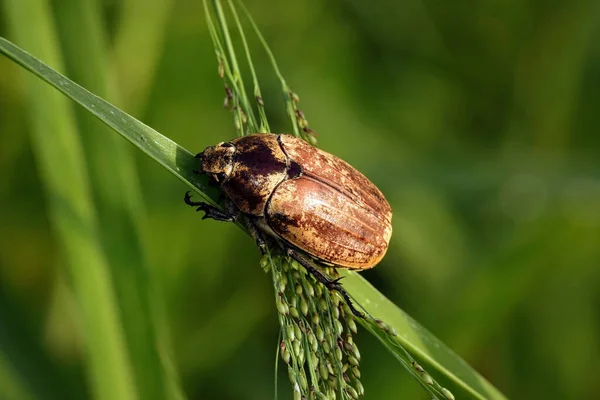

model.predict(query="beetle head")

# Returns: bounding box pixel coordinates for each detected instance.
[200,142,236,184]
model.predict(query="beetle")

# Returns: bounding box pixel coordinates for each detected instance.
[185,133,392,304]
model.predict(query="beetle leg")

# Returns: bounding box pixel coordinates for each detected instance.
[285,247,364,318]
[244,220,267,254]
[184,191,238,222]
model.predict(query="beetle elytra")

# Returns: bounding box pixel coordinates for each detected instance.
[185,134,392,303]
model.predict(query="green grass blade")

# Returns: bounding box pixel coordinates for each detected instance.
[0,283,87,400]
[341,271,507,400]
[0,351,36,400]
[51,1,184,399]
[0,37,220,207]
[2,1,137,399]
[110,0,174,114]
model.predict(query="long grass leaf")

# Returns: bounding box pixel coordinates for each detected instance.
[0,37,221,208]
[0,351,36,400]
[110,0,174,114]
[341,270,507,400]
[51,1,184,399]
[2,2,137,399]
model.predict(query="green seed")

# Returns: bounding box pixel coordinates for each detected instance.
[348,355,359,366]
[300,297,309,316]
[422,372,433,385]
[441,388,455,400]
[374,319,387,331]
[260,255,270,272]
[297,350,305,366]
[311,336,319,353]
[295,284,303,295]
[288,365,296,383]
[411,361,424,373]
[290,260,299,271]
[347,319,358,334]
[294,325,303,341]
[334,319,344,336]
[335,347,343,362]
[329,376,338,391]
[319,364,328,380]
[287,325,295,341]
[355,381,365,396]
[282,348,291,364]
[322,340,330,354]
[311,352,318,366]
[332,294,341,307]
[346,386,359,400]
[342,304,352,316]
[278,277,287,292]
[351,366,361,379]
[315,284,323,297]
[293,340,301,358]
[312,313,320,325]
[326,361,334,375]
[316,327,324,342]
[305,282,315,297]
[299,372,307,391]
[352,344,361,361]
[290,306,300,319]
[280,341,291,364]
[293,390,301,400]
[325,333,333,346]
[319,298,328,311]
[218,59,225,78]
[277,299,289,315]
[332,305,340,319]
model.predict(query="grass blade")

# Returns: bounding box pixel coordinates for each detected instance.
[0,351,36,400]
[2,1,137,399]
[110,0,174,114]
[341,270,507,400]
[0,37,220,207]
[51,1,184,399]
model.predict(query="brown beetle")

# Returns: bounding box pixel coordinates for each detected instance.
[185,134,392,294]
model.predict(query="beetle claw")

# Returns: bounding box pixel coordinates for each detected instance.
[190,202,236,222]
[184,191,204,207]
[330,277,344,285]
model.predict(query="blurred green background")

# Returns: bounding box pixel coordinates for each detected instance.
[1,0,600,399]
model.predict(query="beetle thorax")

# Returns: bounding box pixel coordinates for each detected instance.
[220,134,290,216]
[201,143,235,184]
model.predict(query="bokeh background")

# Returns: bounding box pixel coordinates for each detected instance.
[2,0,600,399]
